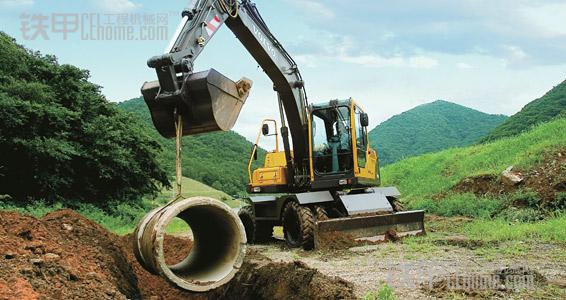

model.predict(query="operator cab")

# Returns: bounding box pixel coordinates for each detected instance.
[248,99,379,193]
[310,102,353,174]
[307,99,377,190]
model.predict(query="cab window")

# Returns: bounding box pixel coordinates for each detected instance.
[355,106,367,168]
[311,106,352,174]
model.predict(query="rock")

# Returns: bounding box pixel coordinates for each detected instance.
[86,272,98,280]
[502,166,524,185]
[105,289,116,296]
[30,258,44,265]
[62,223,73,231]
[384,229,399,242]
[44,253,60,262]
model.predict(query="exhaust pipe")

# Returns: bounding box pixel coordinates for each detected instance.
[133,197,247,292]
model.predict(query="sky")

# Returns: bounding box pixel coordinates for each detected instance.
[1,0,565,147]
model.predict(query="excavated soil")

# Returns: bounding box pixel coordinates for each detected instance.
[452,149,566,207]
[0,210,355,300]
[0,210,140,300]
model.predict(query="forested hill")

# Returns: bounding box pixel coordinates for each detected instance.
[369,100,508,165]
[482,79,566,142]
[0,32,168,206]
[118,97,259,195]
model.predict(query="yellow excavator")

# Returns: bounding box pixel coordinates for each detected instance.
[134,0,424,292]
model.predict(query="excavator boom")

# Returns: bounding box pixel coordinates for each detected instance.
[142,0,309,188]
[136,0,425,292]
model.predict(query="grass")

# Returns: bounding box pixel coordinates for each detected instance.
[363,283,397,300]
[390,213,566,261]
[382,117,566,201]
[0,176,240,235]
[412,193,504,218]
[458,214,566,244]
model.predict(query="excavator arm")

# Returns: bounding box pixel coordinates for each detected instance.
[143,0,309,187]
[136,2,426,290]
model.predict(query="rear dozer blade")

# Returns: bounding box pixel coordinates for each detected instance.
[141,68,253,138]
[314,210,425,248]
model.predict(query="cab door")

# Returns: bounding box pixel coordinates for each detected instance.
[352,104,379,185]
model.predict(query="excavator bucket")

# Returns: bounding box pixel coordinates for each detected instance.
[141,68,252,138]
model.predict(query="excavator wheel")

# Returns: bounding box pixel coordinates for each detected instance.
[314,205,329,221]
[238,205,256,243]
[282,201,315,250]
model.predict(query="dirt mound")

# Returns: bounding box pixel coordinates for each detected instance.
[121,236,355,300]
[0,210,355,300]
[316,231,362,251]
[316,229,404,251]
[216,257,355,300]
[0,210,140,299]
[452,149,566,207]
[432,235,498,250]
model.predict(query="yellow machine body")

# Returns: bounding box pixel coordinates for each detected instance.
[248,100,379,192]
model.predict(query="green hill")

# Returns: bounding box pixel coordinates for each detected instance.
[482,79,566,142]
[383,116,565,212]
[118,97,262,195]
[369,100,508,165]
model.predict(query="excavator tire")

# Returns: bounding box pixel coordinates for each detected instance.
[238,205,256,243]
[282,201,315,250]
[314,205,329,221]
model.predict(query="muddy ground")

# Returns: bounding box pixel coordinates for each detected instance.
[0,210,564,299]
[0,210,355,300]
[258,217,566,299]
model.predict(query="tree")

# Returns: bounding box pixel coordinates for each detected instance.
[0,32,169,207]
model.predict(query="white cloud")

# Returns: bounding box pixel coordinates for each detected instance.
[503,45,528,63]
[339,54,403,67]
[95,0,140,13]
[288,0,335,20]
[456,62,474,69]
[299,33,439,69]
[408,56,439,69]
[519,3,566,37]
[294,54,319,68]
[0,0,33,7]
[337,54,438,69]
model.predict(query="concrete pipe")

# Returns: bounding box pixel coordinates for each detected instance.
[133,197,247,292]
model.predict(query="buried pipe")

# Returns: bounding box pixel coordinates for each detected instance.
[133,197,247,292]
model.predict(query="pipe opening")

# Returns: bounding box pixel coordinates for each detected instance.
[165,205,243,283]
[134,197,247,292]
[163,217,193,266]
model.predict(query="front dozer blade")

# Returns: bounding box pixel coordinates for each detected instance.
[141,68,253,138]
[314,210,425,248]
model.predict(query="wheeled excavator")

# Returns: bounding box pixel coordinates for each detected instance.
[133,0,425,293]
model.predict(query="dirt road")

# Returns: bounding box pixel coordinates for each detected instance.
[257,222,566,299]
